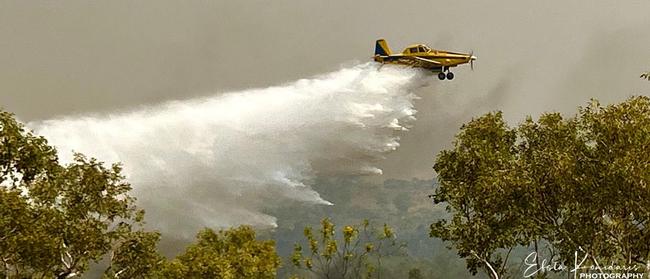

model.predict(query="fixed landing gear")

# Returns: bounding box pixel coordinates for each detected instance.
[438,71,454,80]
[446,72,454,80]
[437,69,455,80]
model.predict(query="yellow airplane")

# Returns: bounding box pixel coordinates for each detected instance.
[373,39,476,80]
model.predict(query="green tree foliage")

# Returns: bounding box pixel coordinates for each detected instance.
[407,268,424,279]
[429,111,522,278]
[291,218,402,279]
[157,226,280,279]
[430,96,650,278]
[273,177,469,279]
[0,111,148,278]
[102,231,164,279]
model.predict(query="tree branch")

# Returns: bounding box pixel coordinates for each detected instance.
[471,250,499,279]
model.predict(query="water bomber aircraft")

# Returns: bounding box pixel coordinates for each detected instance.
[373,39,476,80]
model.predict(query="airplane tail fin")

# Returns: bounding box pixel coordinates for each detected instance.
[375,39,392,56]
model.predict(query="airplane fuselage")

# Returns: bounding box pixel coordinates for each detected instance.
[374,45,474,72]
[373,40,476,80]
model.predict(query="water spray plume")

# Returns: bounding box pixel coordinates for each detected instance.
[31,63,428,237]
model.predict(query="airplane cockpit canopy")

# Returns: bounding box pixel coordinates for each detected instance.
[404,45,431,54]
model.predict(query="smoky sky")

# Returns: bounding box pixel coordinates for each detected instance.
[1,0,650,180]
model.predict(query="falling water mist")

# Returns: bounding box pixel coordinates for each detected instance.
[31,63,429,237]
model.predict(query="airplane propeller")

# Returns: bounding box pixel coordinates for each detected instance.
[469,50,476,71]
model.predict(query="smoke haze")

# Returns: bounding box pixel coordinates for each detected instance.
[31,64,427,236]
[2,0,650,243]
[2,1,649,180]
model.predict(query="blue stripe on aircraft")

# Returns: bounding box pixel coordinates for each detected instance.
[375,42,389,56]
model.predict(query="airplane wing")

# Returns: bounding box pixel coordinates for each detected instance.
[412,56,442,68]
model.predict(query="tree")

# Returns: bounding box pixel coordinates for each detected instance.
[407,268,424,279]
[102,231,164,279]
[0,111,149,278]
[430,97,650,278]
[157,226,280,279]
[291,218,403,279]
[429,112,525,279]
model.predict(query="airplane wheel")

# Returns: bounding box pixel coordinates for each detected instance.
[446,72,454,80]
[438,72,446,80]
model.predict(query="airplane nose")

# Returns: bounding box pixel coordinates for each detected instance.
[469,55,476,70]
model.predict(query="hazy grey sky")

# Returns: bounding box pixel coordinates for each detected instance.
[2,0,649,179]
